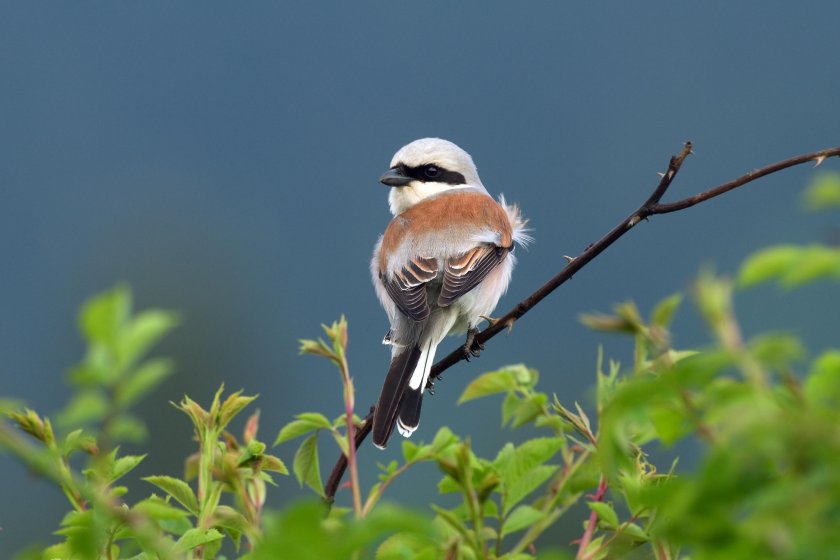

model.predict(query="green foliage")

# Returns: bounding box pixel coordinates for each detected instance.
[1,287,285,559]
[801,171,840,211]
[4,173,840,558]
[60,284,179,446]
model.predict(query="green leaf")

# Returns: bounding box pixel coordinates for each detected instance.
[261,453,289,475]
[79,285,130,346]
[174,528,224,553]
[274,412,332,445]
[218,390,258,432]
[107,413,149,443]
[494,438,563,514]
[621,522,649,541]
[330,430,350,457]
[62,429,98,457]
[116,358,174,407]
[780,246,840,287]
[109,454,146,483]
[133,495,191,520]
[738,245,801,287]
[293,433,324,497]
[802,171,840,211]
[459,369,517,403]
[501,505,544,538]
[505,464,558,515]
[143,475,199,515]
[299,338,335,360]
[511,393,548,428]
[430,426,458,451]
[649,404,689,446]
[588,501,619,529]
[376,532,436,560]
[804,350,840,405]
[56,390,108,427]
[748,332,805,370]
[120,309,179,368]
[651,293,683,328]
[213,505,249,549]
[430,504,469,538]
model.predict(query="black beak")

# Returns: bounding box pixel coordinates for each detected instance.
[379,167,413,187]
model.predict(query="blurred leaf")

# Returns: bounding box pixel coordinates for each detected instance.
[174,528,224,553]
[9,408,54,446]
[107,413,148,443]
[579,312,635,333]
[116,358,174,407]
[120,310,179,369]
[0,398,24,415]
[253,501,434,560]
[739,245,840,288]
[780,246,840,287]
[133,495,191,520]
[143,475,199,515]
[649,403,690,446]
[738,246,801,287]
[57,390,108,428]
[261,453,289,475]
[213,504,248,549]
[588,501,618,529]
[376,531,437,560]
[430,504,469,538]
[299,338,335,360]
[748,332,805,370]
[108,453,146,483]
[804,350,840,406]
[293,433,324,497]
[63,429,98,457]
[651,293,683,328]
[802,171,840,211]
[501,505,544,538]
[79,284,130,346]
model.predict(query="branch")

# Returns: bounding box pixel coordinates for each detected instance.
[324,143,840,502]
[575,474,609,560]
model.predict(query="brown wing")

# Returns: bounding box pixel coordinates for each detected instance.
[438,245,511,307]
[381,256,439,321]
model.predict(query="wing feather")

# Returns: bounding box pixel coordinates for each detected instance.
[438,245,511,307]
[381,256,439,321]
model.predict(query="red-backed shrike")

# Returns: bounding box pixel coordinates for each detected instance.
[370,138,530,449]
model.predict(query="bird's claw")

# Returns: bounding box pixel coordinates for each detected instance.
[463,327,485,360]
[425,375,440,394]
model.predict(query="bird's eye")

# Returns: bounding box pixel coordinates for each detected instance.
[424,165,440,179]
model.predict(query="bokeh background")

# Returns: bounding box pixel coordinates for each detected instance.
[2,2,839,555]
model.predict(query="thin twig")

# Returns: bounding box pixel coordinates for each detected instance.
[323,143,840,502]
[575,474,609,560]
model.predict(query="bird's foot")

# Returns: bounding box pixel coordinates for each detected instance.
[479,314,516,334]
[478,314,499,327]
[463,327,484,360]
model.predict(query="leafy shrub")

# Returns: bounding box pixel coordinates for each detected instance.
[2,172,840,559]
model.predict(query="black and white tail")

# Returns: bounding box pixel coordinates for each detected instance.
[371,340,437,449]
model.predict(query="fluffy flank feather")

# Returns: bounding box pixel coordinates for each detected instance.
[499,194,533,248]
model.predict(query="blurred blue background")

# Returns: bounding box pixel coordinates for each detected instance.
[2,2,839,555]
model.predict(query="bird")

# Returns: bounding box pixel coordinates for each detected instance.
[370,138,530,449]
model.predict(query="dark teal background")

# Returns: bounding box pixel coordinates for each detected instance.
[2,2,839,555]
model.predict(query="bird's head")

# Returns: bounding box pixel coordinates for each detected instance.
[380,138,487,215]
